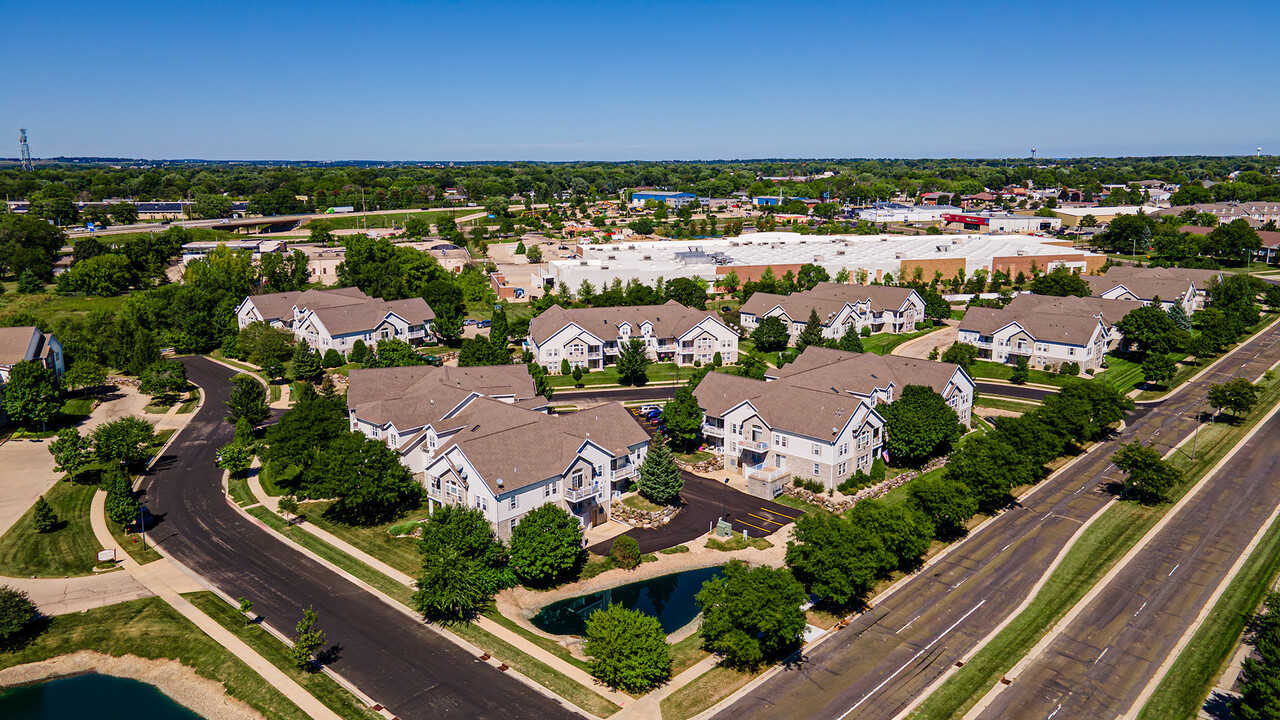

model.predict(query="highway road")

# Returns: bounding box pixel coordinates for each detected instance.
[972,387,1280,718]
[141,357,576,720]
[712,320,1280,720]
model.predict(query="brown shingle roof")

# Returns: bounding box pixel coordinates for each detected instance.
[0,326,40,366]
[244,287,371,323]
[528,300,721,345]
[309,297,435,336]
[739,283,918,323]
[1085,275,1194,303]
[959,306,1104,345]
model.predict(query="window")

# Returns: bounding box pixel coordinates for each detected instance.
[838,442,849,456]
[813,463,821,476]
[571,470,584,488]
[838,462,848,476]
[730,423,738,435]
[544,483,554,497]
[774,434,788,448]
[812,443,821,456]
[475,497,487,512]
[1069,347,1076,356]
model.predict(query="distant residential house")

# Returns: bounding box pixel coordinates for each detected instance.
[347,365,648,538]
[526,301,738,373]
[695,347,972,496]
[958,294,1143,371]
[739,282,926,342]
[0,326,66,423]
[1179,225,1280,265]
[1155,202,1280,227]
[235,287,436,355]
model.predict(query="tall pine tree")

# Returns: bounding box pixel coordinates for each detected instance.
[637,435,683,505]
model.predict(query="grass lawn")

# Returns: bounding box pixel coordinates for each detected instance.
[972,396,1039,413]
[669,631,711,676]
[177,389,200,414]
[0,597,314,720]
[660,664,756,720]
[258,472,287,497]
[621,494,662,513]
[772,494,830,516]
[0,479,101,577]
[483,609,592,673]
[227,473,256,507]
[674,449,714,464]
[110,514,164,565]
[914,374,1280,719]
[968,360,1074,387]
[862,327,940,356]
[311,209,467,231]
[185,591,383,720]
[61,396,95,417]
[0,291,128,327]
[1136,510,1280,720]
[706,536,772,552]
[546,362,683,388]
[445,620,622,717]
[298,500,425,577]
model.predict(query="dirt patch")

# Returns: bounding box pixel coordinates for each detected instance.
[0,650,265,720]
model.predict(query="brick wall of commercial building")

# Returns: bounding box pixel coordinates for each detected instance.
[990,253,1106,277]
[897,257,968,284]
[717,264,808,284]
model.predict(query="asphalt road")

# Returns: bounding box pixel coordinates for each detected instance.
[589,471,800,556]
[973,392,1280,718]
[713,320,1280,720]
[141,357,576,720]
[974,382,1054,402]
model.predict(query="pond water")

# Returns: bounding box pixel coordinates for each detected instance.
[532,565,725,636]
[0,673,204,720]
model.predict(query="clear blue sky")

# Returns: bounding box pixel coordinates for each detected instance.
[6,0,1278,161]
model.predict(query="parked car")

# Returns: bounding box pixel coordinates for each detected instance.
[477,319,492,328]
[464,319,478,326]
[721,305,733,313]
[422,355,443,367]
[638,404,661,414]
[645,410,664,421]
[514,288,526,299]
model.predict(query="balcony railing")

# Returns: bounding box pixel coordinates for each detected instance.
[740,439,769,452]
[612,465,638,482]
[565,483,602,502]
[702,424,724,438]
[747,463,791,483]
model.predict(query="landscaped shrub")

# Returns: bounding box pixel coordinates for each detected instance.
[792,477,824,493]
[610,535,640,570]
[1059,361,1080,376]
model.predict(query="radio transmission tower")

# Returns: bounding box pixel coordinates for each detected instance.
[18,129,32,171]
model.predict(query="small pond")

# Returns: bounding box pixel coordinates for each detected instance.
[0,674,204,720]
[532,565,725,636]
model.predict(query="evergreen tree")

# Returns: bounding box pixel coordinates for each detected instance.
[796,309,824,352]
[490,305,509,353]
[227,374,269,426]
[837,324,864,353]
[661,387,703,450]
[1011,355,1030,384]
[32,496,58,533]
[1167,303,1192,332]
[637,435,683,505]
[349,339,368,364]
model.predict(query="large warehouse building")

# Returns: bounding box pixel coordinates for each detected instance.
[541,232,1105,289]
[942,212,1062,234]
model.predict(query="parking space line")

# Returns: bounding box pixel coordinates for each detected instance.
[767,508,801,520]
[736,518,772,534]
[748,512,785,526]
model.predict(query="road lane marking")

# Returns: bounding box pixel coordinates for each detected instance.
[1047,702,1063,719]
[837,600,987,720]
[1168,564,1179,577]
[1096,647,1109,664]
[1133,602,1147,617]
[899,614,922,633]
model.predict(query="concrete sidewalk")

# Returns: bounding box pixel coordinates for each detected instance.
[89,489,345,720]
[1,572,153,615]
[245,474,635,710]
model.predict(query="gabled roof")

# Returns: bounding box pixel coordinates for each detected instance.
[960,307,1104,345]
[243,287,371,323]
[436,401,649,495]
[1003,293,1143,324]
[0,326,41,367]
[771,347,969,399]
[307,297,435,336]
[1103,263,1227,286]
[528,300,723,345]
[348,364,539,423]
[739,283,919,324]
[693,370,877,442]
[1085,275,1194,302]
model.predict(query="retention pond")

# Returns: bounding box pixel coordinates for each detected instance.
[0,673,204,720]
[532,565,724,636]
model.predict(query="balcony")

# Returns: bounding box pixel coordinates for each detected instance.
[747,463,791,483]
[565,483,602,502]
[702,423,724,438]
[740,439,769,452]
[612,465,638,482]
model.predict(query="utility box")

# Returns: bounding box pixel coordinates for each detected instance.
[715,520,733,537]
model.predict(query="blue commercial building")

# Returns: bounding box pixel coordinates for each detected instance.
[630,190,698,208]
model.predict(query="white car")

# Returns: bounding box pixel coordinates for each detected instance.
[638,404,662,414]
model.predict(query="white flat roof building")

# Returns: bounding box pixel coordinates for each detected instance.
[544,232,1104,289]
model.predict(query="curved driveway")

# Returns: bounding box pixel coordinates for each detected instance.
[141,357,574,720]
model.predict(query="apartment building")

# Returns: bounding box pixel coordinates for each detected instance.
[1101,265,1222,310]
[526,300,738,373]
[0,326,65,424]
[235,287,437,356]
[1084,273,1198,315]
[739,282,926,342]
[694,347,973,496]
[958,294,1142,372]
[347,365,648,538]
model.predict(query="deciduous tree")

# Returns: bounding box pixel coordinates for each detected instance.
[509,504,584,587]
[661,387,703,450]
[585,604,672,693]
[2,361,60,429]
[49,428,92,479]
[879,385,963,467]
[786,512,891,607]
[751,316,790,353]
[697,561,807,669]
[617,338,650,386]
[1113,441,1181,504]
[91,416,156,470]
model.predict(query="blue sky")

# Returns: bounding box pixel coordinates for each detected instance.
[5,0,1278,161]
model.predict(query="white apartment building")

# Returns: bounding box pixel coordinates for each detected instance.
[527,301,739,373]
[1100,265,1222,311]
[1084,274,1198,315]
[347,365,649,538]
[739,283,926,341]
[694,347,973,496]
[957,294,1143,372]
[235,287,437,356]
